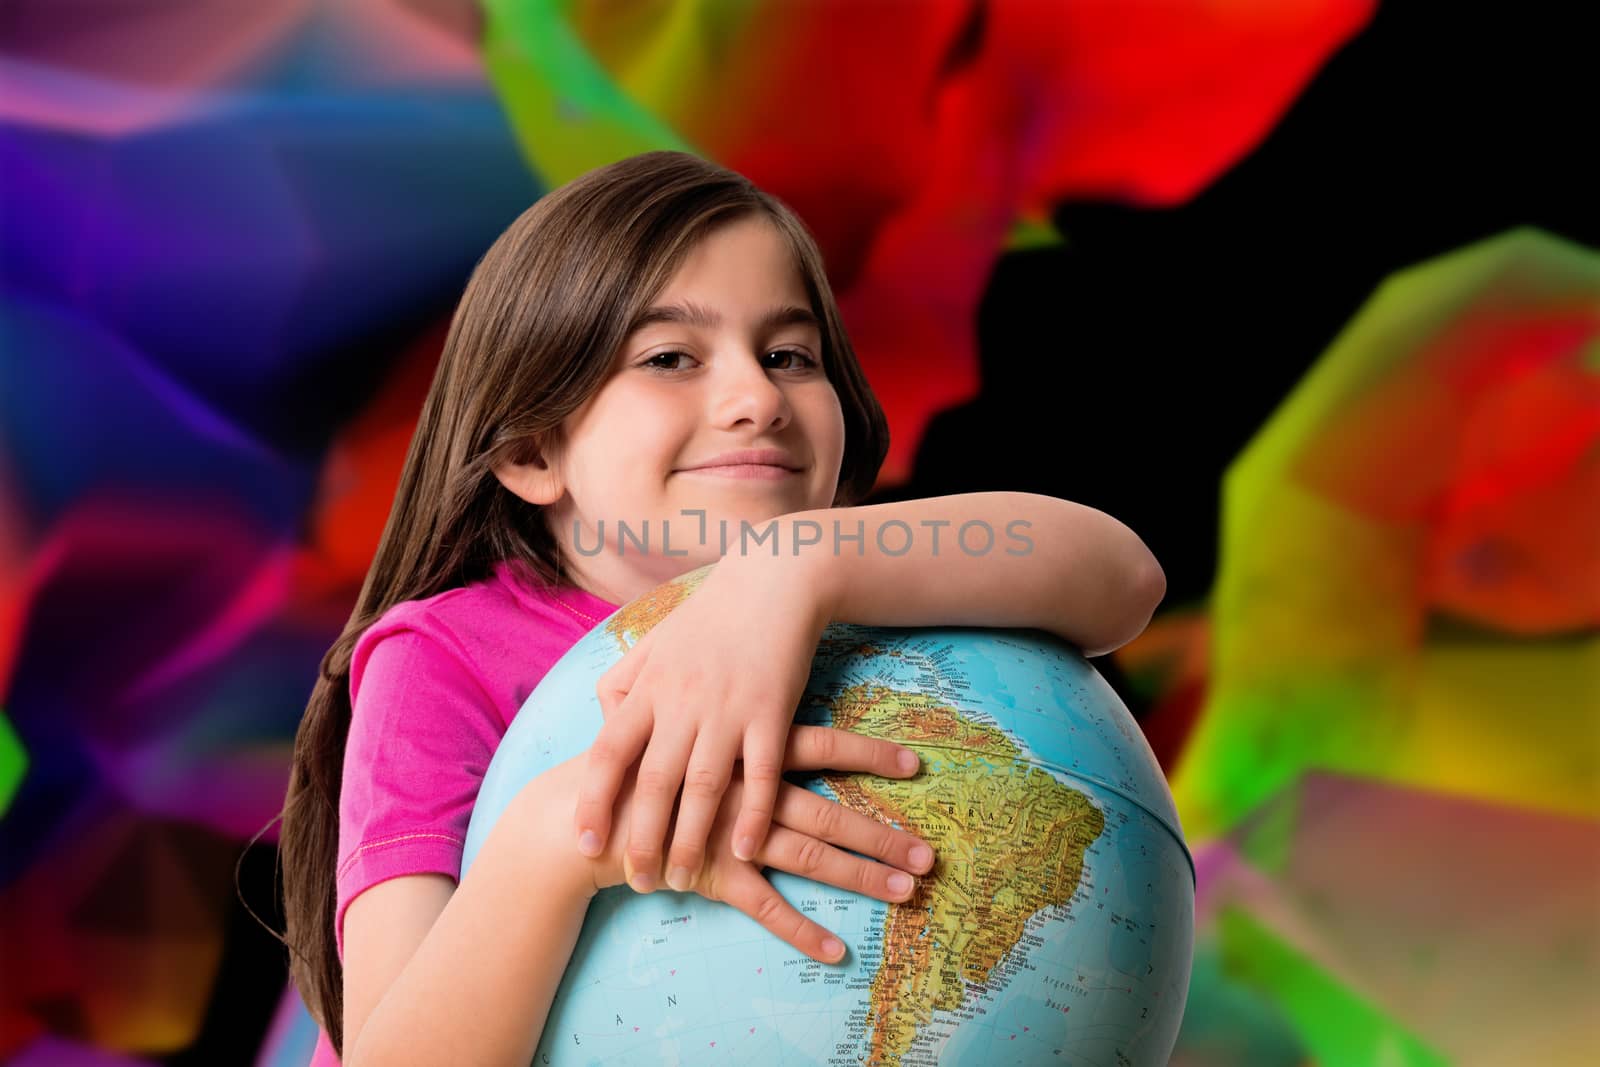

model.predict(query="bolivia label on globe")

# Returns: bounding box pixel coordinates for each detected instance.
[464,565,1195,1066]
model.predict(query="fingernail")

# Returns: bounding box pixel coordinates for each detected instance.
[887,872,914,896]
[578,830,602,857]
[898,749,919,773]
[734,836,756,861]
[666,866,693,892]
[628,871,656,893]
[909,845,934,870]
[822,937,846,961]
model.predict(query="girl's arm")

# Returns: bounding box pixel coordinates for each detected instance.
[343,731,932,1066]
[342,759,592,1067]
[775,491,1166,658]
[570,492,1162,898]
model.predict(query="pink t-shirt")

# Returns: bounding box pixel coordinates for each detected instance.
[307,558,619,1066]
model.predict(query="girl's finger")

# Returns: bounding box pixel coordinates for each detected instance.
[760,823,920,904]
[774,783,936,875]
[785,725,921,779]
[730,719,788,862]
[714,863,848,965]
[574,696,654,857]
[595,625,658,720]
[662,729,741,891]
[622,721,698,892]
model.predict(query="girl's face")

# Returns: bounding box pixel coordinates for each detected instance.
[504,214,847,606]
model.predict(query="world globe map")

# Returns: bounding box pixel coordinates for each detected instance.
[463,565,1195,1065]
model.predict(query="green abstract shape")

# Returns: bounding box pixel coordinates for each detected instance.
[1005,216,1066,251]
[1219,908,1449,1067]
[0,707,25,817]
[1582,336,1600,372]
[1177,935,1308,1066]
[1234,777,1303,877]
[482,0,689,180]
[481,0,762,183]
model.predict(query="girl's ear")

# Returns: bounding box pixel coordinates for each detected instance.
[492,447,565,507]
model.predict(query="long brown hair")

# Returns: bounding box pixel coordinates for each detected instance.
[273,150,889,1055]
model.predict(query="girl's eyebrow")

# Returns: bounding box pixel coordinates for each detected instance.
[627,301,820,336]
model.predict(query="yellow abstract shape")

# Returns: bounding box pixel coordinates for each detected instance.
[1174,228,1600,840]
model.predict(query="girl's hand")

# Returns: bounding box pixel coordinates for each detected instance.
[575,553,840,894]
[585,724,937,962]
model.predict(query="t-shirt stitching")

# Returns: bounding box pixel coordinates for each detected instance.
[499,560,618,630]
[337,830,466,879]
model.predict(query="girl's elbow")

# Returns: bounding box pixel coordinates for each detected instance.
[1079,562,1166,659]
[1123,559,1167,637]
[1136,557,1167,613]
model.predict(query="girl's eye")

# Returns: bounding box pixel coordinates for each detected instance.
[763,348,821,371]
[640,350,820,373]
[641,351,695,372]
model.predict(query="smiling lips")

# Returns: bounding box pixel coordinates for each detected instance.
[682,464,797,480]
[678,448,801,479]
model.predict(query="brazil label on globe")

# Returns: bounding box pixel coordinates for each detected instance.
[463,565,1195,1065]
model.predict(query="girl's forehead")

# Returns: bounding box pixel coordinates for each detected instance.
[625,299,821,338]
[655,218,810,297]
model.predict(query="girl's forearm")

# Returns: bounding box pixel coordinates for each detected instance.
[344,763,594,1067]
[772,492,1166,658]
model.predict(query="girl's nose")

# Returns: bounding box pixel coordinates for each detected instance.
[711,354,791,430]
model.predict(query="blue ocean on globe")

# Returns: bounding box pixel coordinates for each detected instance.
[463,567,1195,1066]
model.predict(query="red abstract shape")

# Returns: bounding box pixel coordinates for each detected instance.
[674,1,1375,483]
[1295,298,1600,633]
[294,317,450,607]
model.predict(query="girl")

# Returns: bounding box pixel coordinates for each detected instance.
[278,150,1165,1066]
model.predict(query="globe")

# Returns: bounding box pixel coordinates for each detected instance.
[463,565,1195,1066]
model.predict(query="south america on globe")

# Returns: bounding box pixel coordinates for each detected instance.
[463,564,1195,1065]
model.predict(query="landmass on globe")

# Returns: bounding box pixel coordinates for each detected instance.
[593,567,1120,1064]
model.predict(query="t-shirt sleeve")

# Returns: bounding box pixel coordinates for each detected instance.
[334,624,507,959]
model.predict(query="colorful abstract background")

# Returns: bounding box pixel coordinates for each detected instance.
[1,2,1595,1064]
